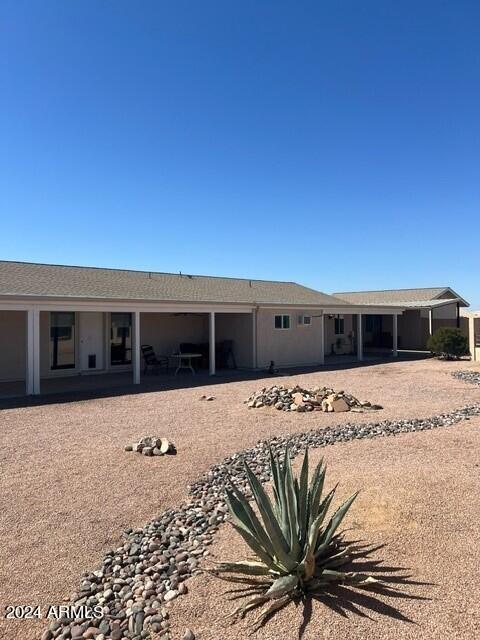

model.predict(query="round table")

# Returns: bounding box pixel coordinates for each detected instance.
[170,353,202,375]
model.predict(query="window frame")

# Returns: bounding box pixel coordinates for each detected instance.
[299,314,312,326]
[50,311,76,370]
[274,314,291,330]
[334,315,345,336]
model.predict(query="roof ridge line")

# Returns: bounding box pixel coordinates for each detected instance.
[0,260,299,286]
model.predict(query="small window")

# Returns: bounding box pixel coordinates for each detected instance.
[334,315,345,335]
[274,315,290,329]
[299,315,311,326]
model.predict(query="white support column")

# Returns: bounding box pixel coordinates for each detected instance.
[357,314,364,361]
[252,309,258,369]
[319,313,325,365]
[209,311,216,375]
[392,314,398,357]
[26,309,34,395]
[26,308,41,395]
[428,308,433,336]
[132,311,141,385]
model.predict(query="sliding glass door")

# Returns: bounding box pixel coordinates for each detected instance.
[50,312,76,370]
[110,313,132,365]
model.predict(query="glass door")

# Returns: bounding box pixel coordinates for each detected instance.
[50,312,76,370]
[110,313,132,365]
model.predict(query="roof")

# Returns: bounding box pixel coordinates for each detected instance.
[333,286,469,308]
[0,261,349,307]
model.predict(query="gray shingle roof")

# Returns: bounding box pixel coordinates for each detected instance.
[0,261,349,307]
[334,287,468,307]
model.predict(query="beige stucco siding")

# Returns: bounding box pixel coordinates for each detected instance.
[433,302,458,319]
[140,313,208,359]
[475,318,480,362]
[256,309,323,368]
[0,311,26,381]
[324,314,354,355]
[215,313,253,368]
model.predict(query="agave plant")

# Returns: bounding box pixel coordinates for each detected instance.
[210,447,377,625]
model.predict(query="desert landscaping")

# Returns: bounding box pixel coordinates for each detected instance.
[1,357,480,640]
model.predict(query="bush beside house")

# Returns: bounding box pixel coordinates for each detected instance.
[427,327,469,360]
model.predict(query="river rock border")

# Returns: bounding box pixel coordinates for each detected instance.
[452,370,480,386]
[43,400,480,640]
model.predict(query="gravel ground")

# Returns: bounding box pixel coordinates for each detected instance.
[169,416,480,640]
[0,358,479,639]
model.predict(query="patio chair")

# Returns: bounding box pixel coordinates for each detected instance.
[141,345,169,374]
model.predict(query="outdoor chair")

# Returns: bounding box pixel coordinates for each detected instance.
[141,344,169,374]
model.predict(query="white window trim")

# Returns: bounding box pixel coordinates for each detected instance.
[274,314,291,330]
[334,314,345,336]
[298,314,312,326]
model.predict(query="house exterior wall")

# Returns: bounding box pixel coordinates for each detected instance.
[324,314,354,355]
[463,315,480,361]
[397,310,425,349]
[215,313,253,368]
[256,309,323,367]
[0,311,26,381]
[140,313,208,360]
[474,318,480,362]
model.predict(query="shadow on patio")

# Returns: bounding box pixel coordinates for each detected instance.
[0,351,431,410]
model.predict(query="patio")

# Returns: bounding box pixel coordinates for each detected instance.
[0,351,427,405]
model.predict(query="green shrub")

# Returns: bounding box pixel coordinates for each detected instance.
[427,327,469,359]
[210,448,376,625]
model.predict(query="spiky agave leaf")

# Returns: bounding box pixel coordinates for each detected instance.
[213,446,377,625]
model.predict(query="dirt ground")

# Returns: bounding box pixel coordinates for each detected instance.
[0,358,479,640]
[169,417,480,640]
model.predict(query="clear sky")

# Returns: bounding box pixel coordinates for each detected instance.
[1,1,479,306]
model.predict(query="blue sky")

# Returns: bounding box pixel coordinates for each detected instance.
[1,1,479,306]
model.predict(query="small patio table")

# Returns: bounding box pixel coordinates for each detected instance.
[171,353,202,375]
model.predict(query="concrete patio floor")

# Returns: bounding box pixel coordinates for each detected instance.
[0,351,429,406]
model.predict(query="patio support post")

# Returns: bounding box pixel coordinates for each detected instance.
[252,309,258,369]
[392,314,398,357]
[209,311,216,375]
[132,311,141,384]
[428,308,433,335]
[319,313,325,365]
[357,314,364,361]
[26,308,40,395]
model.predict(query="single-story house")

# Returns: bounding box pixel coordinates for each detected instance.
[333,287,469,351]
[0,261,411,396]
[0,262,473,396]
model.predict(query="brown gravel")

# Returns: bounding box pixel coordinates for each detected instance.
[169,417,480,640]
[0,358,479,640]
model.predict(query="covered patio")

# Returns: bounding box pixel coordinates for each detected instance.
[0,302,256,398]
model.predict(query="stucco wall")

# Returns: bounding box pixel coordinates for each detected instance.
[433,302,458,319]
[475,318,480,362]
[324,314,354,355]
[256,309,323,367]
[0,311,26,381]
[140,313,208,359]
[397,310,425,349]
[215,313,253,368]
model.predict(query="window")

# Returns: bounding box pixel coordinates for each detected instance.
[50,312,76,370]
[274,315,290,329]
[334,315,345,335]
[298,315,312,326]
[110,313,132,365]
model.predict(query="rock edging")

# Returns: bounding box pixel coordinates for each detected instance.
[452,370,480,386]
[44,402,480,640]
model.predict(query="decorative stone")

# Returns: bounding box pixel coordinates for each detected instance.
[50,386,480,640]
[163,590,177,602]
[245,384,381,413]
